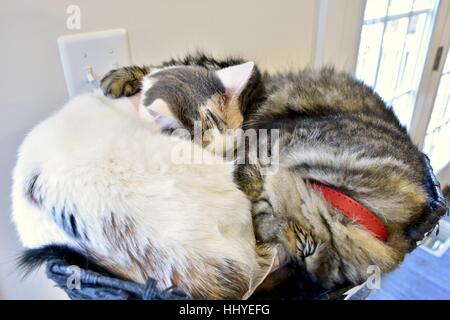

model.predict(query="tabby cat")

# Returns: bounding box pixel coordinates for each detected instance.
[100,53,429,293]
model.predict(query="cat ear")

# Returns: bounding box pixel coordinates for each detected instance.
[215,62,254,100]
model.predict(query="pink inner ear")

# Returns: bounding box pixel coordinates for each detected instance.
[216,61,254,99]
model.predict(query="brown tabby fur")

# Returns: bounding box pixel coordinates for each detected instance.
[100,53,429,294]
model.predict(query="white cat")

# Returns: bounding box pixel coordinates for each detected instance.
[11,90,274,299]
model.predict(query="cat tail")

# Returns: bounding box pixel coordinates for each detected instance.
[17,245,101,278]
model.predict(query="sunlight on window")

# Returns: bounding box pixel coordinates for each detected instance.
[356,0,439,128]
[423,50,450,172]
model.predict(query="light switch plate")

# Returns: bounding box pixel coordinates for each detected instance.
[58,29,131,97]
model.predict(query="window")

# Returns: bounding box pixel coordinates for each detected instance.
[355,0,439,128]
[423,49,450,172]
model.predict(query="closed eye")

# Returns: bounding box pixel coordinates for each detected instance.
[206,109,226,131]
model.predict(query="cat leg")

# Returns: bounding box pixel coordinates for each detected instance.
[252,197,318,270]
[252,197,280,244]
[236,165,317,261]
[100,65,150,98]
[233,165,279,243]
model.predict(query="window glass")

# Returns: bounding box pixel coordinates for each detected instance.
[355,0,440,128]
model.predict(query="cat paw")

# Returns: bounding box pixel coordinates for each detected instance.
[284,221,317,259]
[100,65,149,98]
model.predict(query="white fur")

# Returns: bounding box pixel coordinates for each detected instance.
[141,74,158,92]
[215,62,254,98]
[12,91,273,298]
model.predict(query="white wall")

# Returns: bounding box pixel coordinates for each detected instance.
[0,0,319,299]
[313,0,366,73]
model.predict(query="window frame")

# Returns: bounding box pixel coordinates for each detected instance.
[409,0,450,149]
[314,0,450,151]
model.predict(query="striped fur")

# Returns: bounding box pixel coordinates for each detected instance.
[240,68,428,289]
[101,54,429,292]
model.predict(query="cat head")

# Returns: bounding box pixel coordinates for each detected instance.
[138,62,255,153]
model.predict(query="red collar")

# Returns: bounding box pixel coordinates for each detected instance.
[310,181,388,241]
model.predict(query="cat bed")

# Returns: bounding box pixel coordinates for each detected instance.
[42,154,448,300]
